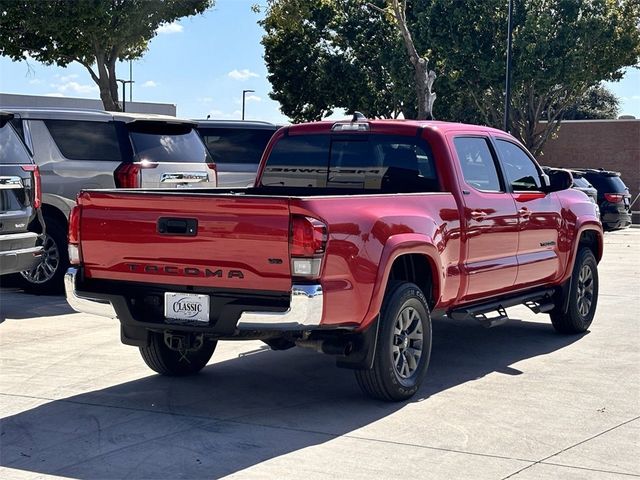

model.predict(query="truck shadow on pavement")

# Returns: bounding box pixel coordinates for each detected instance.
[0,290,73,322]
[0,317,584,479]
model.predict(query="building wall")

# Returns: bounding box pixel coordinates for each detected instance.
[540,120,640,206]
[0,93,176,116]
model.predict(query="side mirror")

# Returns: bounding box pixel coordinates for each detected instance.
[544,169,573,193]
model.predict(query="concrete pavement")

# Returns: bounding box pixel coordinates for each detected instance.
[1,229,638,479]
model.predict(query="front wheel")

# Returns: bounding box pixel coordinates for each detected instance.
[550,247,599,334]
[139,332,217,376]
[355,282,432,401]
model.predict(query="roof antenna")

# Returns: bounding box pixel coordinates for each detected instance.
[351,111,367,122]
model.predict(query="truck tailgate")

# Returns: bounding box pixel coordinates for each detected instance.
[78,191,292,292]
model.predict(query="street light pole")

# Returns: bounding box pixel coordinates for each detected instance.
[242,89,255,121]
[503,0,514,132]
[116,79,134,112]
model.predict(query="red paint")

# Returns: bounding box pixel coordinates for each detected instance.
[74,120,602,330]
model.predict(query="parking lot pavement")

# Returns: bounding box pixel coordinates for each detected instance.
[0,230,638,480]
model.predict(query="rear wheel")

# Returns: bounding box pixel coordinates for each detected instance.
[20,217,68,294]
[355,282,432,401]
[550,247,599,334]
[139,332,217,376]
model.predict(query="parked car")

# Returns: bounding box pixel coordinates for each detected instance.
[542,167,598,204]
[6,108,216,293]
[195,120,279,187]
[574,168,632,231]
[66,117,602,401]
[0,111,43,276]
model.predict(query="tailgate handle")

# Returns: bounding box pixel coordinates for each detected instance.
[157,217,198,236]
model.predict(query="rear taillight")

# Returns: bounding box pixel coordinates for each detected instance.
[290,215,327,278]
[114,163,140,188]
[604,193,623,203]
[21,165,41,209]
[207,162,218,186]
[68,204,82,265]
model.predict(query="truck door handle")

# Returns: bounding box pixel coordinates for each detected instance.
[157,217,198,236]
[519,207,531,218]
[470,210,486,220]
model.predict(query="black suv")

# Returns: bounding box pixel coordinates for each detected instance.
[575,169,632,231]
[0,111,43,276]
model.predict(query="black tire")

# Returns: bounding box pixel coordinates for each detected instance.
[355,282,432,401]
[550,247,599,334]
[20,217,69,294]
[139,332,217,376]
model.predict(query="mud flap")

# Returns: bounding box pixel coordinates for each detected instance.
[336,316,379,370]
[121,324,149,347]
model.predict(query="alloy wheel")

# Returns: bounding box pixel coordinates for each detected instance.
[391,306,424,379]
[21,234,60,284]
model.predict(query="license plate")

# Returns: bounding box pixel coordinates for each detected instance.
[164,292,209,323]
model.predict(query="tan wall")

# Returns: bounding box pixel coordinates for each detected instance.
[540,120,640,203]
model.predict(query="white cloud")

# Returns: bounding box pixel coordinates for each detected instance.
[228,69,259,81]
[198,96,213,103]
[206,109,243,120]
[157,21,183,34]
[244,94,261,103]
[28,79,42,85]
[55,74,79,82]
[55,81,99,95]
[44,92,65,97]
[141,80,158,88]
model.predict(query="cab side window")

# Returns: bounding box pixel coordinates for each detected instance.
[496,140,542,192]
[453,137,502,192]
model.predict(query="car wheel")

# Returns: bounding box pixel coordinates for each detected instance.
[139,332,217,376]
[355,282,432,401]
[550,247,599,334]
[20,218,69,294]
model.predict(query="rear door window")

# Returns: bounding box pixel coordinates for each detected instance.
[45,120,122,161]
[453,137,502,192]
[495,140,542,192]
[198,127,275,165]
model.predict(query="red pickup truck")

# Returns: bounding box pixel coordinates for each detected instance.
[65,117,602,401]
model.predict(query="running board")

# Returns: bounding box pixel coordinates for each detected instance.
[449,289,556,328]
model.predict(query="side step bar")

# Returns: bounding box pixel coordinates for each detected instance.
[449,288,556,328]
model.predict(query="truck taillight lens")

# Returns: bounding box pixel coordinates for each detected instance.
[21,165,41,209]
[114,163,140,188]
[290,215,327,278]
[604,193,623,203]
[68,205,81,265]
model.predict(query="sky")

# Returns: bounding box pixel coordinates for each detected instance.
[1,0,639,121]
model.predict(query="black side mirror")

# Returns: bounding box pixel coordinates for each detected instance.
[544,169,573,193]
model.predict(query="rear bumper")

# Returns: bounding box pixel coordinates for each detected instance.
[64,267,323,331]
[601,210,632,230]
[0,232,42,275]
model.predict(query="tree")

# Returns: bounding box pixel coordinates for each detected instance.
[367,0,436,119]
[0,0,213,111]
[564,85,620,120]
[428,0,640,155]
[260,0,640,154]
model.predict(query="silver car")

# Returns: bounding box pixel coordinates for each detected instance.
[6,108,217,293]
[195,120,279,187]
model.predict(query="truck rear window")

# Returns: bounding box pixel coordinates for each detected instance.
[260,134,439,193]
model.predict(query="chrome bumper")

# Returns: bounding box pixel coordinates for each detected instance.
[64,268,117,318]
[237,284,323,330]
[65,268,323,330]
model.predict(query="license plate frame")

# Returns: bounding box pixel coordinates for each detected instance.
[164,292,210,323]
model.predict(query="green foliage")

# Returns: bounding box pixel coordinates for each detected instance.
[564,85,620,120]
[0,0,213,110]
[260,0,640,153]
